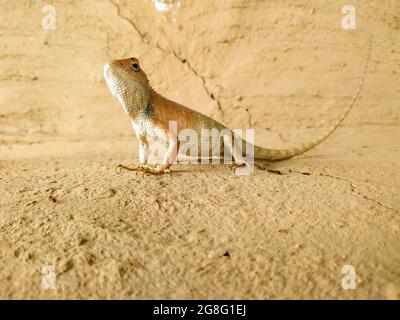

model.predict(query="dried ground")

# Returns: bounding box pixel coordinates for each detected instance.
[0,0,399,299]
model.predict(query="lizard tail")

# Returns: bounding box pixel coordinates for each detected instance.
[253,36,372,162]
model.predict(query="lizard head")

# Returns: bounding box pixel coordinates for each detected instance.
[104,57,151,115]
[105,57,149,84]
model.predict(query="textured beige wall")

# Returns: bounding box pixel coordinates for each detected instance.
[1,0,398,148]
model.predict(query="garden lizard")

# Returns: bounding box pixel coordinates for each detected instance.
[104,41,370,175]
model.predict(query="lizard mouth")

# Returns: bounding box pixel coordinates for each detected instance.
[103,63,114,80]
[103,62,125,80]
[104,62,146,87]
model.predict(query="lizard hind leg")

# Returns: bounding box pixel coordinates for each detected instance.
[225,138,269,175]
[225,139,255,175]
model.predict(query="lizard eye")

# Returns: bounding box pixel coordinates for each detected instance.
[131,62,140,72]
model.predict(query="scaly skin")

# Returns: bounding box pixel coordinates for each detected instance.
[104,41,371,175]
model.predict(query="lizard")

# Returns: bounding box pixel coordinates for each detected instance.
[104,39,371,175]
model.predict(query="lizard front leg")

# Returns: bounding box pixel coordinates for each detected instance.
[116,132,151,173]
[156,136,180,173]
[118,131,179,175]
[137,135,149,165]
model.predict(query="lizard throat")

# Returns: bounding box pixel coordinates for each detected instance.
[104,63,150,118]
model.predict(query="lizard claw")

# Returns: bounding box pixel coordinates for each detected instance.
[228,162,267,174]
[254,162,266,170]
[115,164,127,174]
[228,163,246,172]
[116,163,171,176]
[267,169,282,175]
[116,164,144,173]
[229,163,242,171]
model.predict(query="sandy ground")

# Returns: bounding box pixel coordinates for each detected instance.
[0,0,399,299]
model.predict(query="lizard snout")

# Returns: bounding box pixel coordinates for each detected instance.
[103,63,112,79]
[104,61,120,75]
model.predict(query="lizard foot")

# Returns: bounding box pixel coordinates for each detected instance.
[267,169,282,175]
[116,164,170,175]
[252,161,282,174]
[229,163,246,172]
[228,162,266,171]
[228,162,281,175]
[228,162,253,175]
[254,162,266,170]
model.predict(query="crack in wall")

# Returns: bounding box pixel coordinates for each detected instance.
[289,169,400,220]
[240,107,289,143]
[109,0,226,122]
[244,108,252,127]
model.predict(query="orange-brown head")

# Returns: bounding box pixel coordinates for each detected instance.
[104,57,151,117]
[106,57,149,85]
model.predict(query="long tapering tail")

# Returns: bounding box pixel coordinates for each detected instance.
[254,37,372,161]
